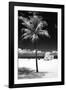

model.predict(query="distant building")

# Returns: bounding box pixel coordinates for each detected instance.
[44,51,58,61]
[44,52,53,60]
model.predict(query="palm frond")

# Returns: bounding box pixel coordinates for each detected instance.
[43,21,48,26]
[19,16,33,30]
[31,34,39,42]
[29,15,41,29]
[38,30,50,37]
[35,21,48,33]
[18,16,23,20]
[21,32,30,38]
[22,22,32,30]
[21,28,31,33]
[22,34,32,40]
[35,21,43,32]
[19,14,50,42]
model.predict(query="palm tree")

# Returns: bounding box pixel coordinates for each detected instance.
[19,12,50,72]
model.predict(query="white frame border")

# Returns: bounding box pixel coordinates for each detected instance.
[14,6,61,84]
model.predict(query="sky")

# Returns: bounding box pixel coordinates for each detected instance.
[18,11,57,51]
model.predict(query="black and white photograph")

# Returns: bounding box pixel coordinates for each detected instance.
[18,11,58,79]
[9,2,64,88]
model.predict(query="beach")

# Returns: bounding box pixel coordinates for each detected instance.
[18,58,58,79]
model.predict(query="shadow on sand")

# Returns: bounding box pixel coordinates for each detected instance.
[18,67,48,79]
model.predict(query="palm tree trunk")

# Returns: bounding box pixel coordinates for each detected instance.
[35,41,38,72]
[36,49,38,72]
